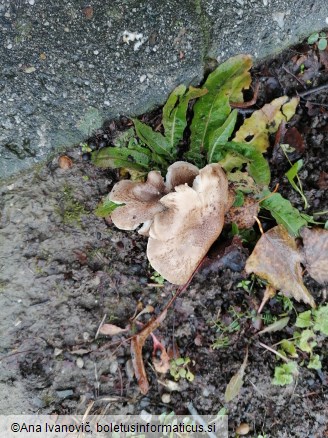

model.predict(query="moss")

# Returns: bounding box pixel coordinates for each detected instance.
[57,185,88,225]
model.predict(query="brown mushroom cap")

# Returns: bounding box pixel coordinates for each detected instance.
[109,171,167,231]
[147,163,230,284]
[165,161,199,191]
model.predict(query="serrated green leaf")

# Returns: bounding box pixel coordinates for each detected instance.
[297,329,317,353]
[133,118,174,160]
[308,354,322,370]
[224,350,248,402]
[260,192,308,236]
[313,304,328,335]
[91,146,150,171]
[208,109,238,163]
[163,85,207,149]
[307,32,319,44]
[189,54,252,161]
[295,310,313,328]
[272,362,298,386]
[233,190,244,207]
[258,316,290,335]
[95,199,121,217]
[318,38,328,51]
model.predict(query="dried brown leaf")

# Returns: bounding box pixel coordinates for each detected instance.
[99,324,128,336]
[301,228,328,285]
[152,348,171,374]
[225,196,259,229]
[245,225,316,307]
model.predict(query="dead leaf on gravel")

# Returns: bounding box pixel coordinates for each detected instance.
[245,225,316,307]
[233,96,299,152]
[225,349,248,402]
[301,227,328,285]
[99,324,129,336]
[319,47,328,71]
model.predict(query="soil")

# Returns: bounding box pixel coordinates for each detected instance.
[0,40,327,437]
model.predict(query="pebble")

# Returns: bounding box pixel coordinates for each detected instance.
[161,393,171,404]
[139,75,147,83]
[28,0,35,5]
[56,390,74,399]
[76,357,84,369]
[236,423,250,435]
[109,361,119,374]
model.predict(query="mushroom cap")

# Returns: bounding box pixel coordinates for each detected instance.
[147,163,230,284]
[165,161,199,191]
[109,171,167,230]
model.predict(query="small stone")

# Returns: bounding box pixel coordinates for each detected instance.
[54,348,63,357]
[236,423,250,435]
[28,0,35,5]
[83,332,90,341]
[7,43,12,49]
[56,389,74,399]
[76,357,84,369]
[161,393,171,404]
[109,361,119,374]
[93,50,99,55]
[24,66,36,74]
[139,75,147,83]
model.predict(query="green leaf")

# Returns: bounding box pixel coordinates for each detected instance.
[313,304,328,335]
[260,192,308,236]
[133,118,174,160]
[272,362,298,386]
[258,317,290,335]
[280,339,298,358]
[95,199,121,217]
[307,32,319,44]
[307,354,322,370]
[285,160,308,209]
[218,142,270,185]
[207,109,238,163]
[318,38,328,51]
[91,146,150,171]
[233,190,244,207]
[297,329,317,353]
[295,310,313,328]
[163,85,207,149]
[188,54,252,162]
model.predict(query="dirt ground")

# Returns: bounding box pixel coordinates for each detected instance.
[0,41,328,437]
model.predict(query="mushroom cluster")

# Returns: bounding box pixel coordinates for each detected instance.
[108,162,232,285]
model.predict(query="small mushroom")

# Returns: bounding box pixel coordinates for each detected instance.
[165,161,199,191]
[147,164,231,285]
[109,170,167,231]
[108,162,200,236]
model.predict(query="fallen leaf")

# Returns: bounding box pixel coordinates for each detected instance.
[245,225,316,307]
[225,195,259,229]
[233,96,299,152]
[258,317,290,335]
[301,228,328,284]
[225,349,248,402]
[99,324,128,336]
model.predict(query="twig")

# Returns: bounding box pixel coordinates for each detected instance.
[282,66,306,88]
[258,341,289,363]
[297,83,328,97]
[95,314,107,340]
